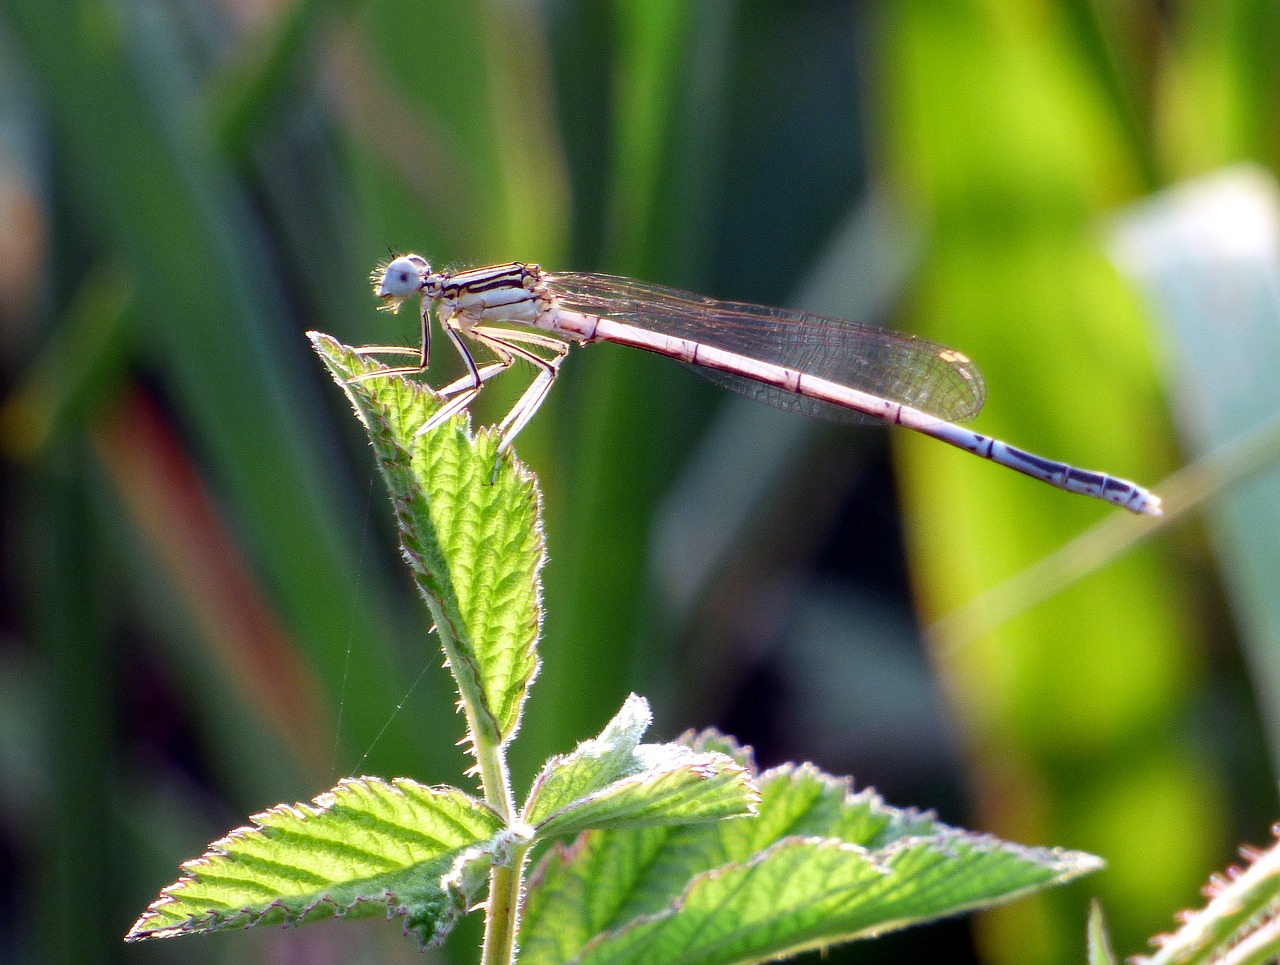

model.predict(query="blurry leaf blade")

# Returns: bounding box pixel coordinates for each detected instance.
[1109,167,1280,770]
[0,266,135,460]
[93,389,333,771]
[1088,901,1118,965]
[522,0,707,790]
[127,777,503,948]
[608,0,696,268]
[882,4,1199,958]
[476,1,571,259]
[6,0,431,780]
[312,334,543,746]
[206,0,337,156]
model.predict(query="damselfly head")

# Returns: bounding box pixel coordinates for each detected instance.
[373,254,431,313]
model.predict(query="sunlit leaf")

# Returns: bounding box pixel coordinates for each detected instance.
[1136,830,1280,965]
[524,695,757,839]
[127,777,503,948]
[313,334,543,750]
[520,749,1099,965]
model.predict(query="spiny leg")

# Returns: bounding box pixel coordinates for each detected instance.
[352,348,511,398]
[348,297,433,383]
[468,327,569,476]
[438,360,509,397]
[348,352,509,400]
[413,321,496,438]
[497,366,558,446]
[470,326,569,444]
[413,294,431,368]
[346,360,432,384]
[471,326,569,354]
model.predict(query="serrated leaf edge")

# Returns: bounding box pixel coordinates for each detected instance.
[531,752,760,839]
[309,332,546,748]
[568,829,1101,965]
[126,777,502,944]
[1137,824,1280,965]
[522,694,654,824]
[565,834,883,965]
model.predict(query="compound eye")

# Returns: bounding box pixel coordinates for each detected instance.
[378,255,427,299]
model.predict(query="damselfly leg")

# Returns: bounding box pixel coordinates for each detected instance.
[468,326,570,453]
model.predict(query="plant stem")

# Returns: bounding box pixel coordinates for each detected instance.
[451,626,521,965]
[473,728,515,820]
[481,839,533,965]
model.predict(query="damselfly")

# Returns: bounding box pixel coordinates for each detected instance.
[358,255,1161,515]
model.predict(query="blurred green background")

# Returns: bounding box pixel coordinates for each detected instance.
[2,0,1280,962]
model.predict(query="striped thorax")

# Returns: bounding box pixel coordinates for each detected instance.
[376,256,549,329]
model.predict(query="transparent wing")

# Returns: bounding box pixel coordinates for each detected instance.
[545,272,986,424]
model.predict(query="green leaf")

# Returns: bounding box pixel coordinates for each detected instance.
[310,333,543,749]
[568,835,1094,965]
[523,695,758,839]
[523,694,655,824]
[531,745,756,842]
[1088,901,1118,965]
[126,777,504,948]
[520,752,1101,965]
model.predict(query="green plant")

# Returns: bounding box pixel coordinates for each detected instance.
[1089,828,1280,965]
[125,336,1103,964]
